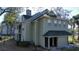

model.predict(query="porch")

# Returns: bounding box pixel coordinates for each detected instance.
[43,30,72,49]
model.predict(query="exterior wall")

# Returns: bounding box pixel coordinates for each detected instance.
[40,37,45,48]
[58,36,68,47]
[40,36,68,49]
[31,21,40,45]
[34,16,69,48]
[21,22,31,42]
[21,23,25,41]
[38,19,44,46]
[15,14,69,49]
[42,18,68,34]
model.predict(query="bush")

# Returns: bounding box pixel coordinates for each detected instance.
[0,37,2,40]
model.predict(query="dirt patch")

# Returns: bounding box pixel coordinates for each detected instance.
[0,39,48,51]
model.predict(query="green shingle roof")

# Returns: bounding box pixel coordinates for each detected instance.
[43,30,72,36]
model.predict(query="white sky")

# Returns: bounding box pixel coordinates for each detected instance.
[0,0,79,23]
[0,0,79,7]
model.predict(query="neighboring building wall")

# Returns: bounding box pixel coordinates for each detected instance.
[1,22,10,35]
[1,22,15,35]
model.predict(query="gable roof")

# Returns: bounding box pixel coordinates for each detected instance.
[43,30,72,36]
[24,9,57,22]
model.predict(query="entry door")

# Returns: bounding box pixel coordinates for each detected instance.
[45,37,48,47]
[54,37,57,47]
[50,37,58,47]
[50,37,53,47]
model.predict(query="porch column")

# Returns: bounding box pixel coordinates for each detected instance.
[34,21,38,45]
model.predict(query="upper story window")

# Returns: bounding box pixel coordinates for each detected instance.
[58,21,61,24]
[54,20,57,26]
[47,19,51,26]
[63,22,66,26]
[54,20,57,24]
[63,22,65,25]
[48,19,51,23]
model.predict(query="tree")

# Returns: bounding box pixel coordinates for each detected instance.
[53,7,74,43]
[53,7,71,19]
[4,7,24,35]
[73,14,79,42]
[69,18,75,42]
[0,7,12,16]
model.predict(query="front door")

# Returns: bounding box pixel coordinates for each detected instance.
[45,37,48,47]
[50,37,53,47]
[45,37,58,48]
[50,37,58,47]
[54,37,57,47]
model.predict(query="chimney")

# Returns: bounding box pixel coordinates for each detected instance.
[26,9,31,16]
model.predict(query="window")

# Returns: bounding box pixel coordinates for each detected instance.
[48,19,51,23]
[64,22,65,25]
[63,22,66,26]
[58,21,61,24]
[54,20,57,26]
[54,20,57,24]
[48,19,51,26]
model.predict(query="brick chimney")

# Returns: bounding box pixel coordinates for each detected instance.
[26,9,31,16]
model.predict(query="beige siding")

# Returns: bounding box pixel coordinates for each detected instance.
[58,36,68,47]
[42,19,68,32]
[16,15,69,49]
[40,37,45,48]
[37,17,69,47]
[22,22,31,41]
[31,21,40,45]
